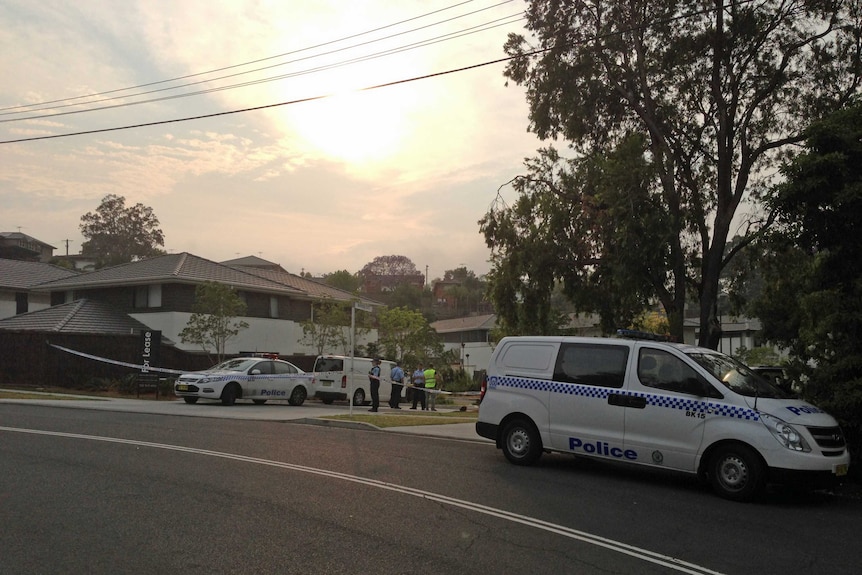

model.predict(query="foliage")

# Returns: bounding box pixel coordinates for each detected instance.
[359,255,423,278]
[178,282,250,363]
[299,301,351,355]
[323,270,361,294]
[79,194,166,267]
[485,0,861,347]
[753,102,862,475]
[376,306,443,365]
[733,346,781,367]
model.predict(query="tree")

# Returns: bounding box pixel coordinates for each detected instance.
[751,103,862,469]
[376,307,443,364]
[441,267,487,316]
[486,0,861,346]
[323,270,361,294]
[359,255,423,278]
[80,194,166,267]
[299,301,351,355]
[178,282,250,363]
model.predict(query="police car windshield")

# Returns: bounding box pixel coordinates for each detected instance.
[211,358,257,372]
[687,352,789,399]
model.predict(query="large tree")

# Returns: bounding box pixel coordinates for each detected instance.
[80,194,166,267]
[484,0,861,346]
[376,307,443,364]
[751,103,862,465]
[359,255,423,278]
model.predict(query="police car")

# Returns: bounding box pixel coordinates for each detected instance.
[476,333,850,501]
[174,357,311,406]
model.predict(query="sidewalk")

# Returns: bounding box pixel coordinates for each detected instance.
[0,389,491,443]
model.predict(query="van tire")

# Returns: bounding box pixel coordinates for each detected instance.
[288,386,307,406]
[501,418,542,466]
[709,444,764,501]
[221,383,239,406]
[353,389,366,406]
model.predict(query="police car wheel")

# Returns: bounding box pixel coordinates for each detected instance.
[288,386,307,406]
[183,397,198,404]
[221,383,239,406]
[501,419,542,466]
[709,444,764,501]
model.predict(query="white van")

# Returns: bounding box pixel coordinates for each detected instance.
[476,334,850,501]
[311,355,399,406]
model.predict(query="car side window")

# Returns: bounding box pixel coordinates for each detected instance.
[553,343,628,388]
[253,361,274,375]
[273,361,297,375]
[638,349,717,397]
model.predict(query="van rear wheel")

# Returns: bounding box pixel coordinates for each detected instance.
[709,444,764,502]
[501,418,542,466]
[352,389,366,406]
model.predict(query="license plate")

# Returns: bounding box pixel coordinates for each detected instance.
[176,384,188,391]
[834,463,848,477]
[321,380,333,387]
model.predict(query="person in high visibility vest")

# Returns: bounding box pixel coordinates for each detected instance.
[423,364,437,411]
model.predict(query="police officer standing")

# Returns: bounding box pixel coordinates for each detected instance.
[368,358,381,412]
[389,361,404,409]
[424,364,438,411]
[410,363,426,410]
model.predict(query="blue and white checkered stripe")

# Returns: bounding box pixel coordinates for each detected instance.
[488,376,759,421]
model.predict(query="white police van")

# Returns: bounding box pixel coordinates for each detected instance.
[311,355,399,406]
[476,333,850,501]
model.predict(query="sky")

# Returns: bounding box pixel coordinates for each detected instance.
[1,0,546,280]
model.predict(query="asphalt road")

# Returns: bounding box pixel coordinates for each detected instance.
[1,403,861,575]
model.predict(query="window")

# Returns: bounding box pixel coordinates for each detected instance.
[133,284,162,309]
[270,296,278,318]
[638,349,718,397]
[554,343,628,388]
[273,361,298,375]
[15,292,27,315]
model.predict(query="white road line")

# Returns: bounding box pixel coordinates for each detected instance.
[1,426,724,575]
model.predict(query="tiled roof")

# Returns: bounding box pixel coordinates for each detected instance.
[431,314,497,333]
[0,299,167,337]
[0,231,56,249]
[220,255,284,269]
[31,252,304,295]
[0,259,80,289]
[232,265,383,306]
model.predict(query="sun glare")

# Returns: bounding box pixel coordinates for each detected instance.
[286,83,412,167]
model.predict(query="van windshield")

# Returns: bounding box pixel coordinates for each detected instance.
[687,352,789,399]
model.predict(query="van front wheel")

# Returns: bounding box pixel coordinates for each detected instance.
[709,444,764,502]
[501,419,542,466]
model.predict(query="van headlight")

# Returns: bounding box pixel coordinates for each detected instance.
[760,413,810,452]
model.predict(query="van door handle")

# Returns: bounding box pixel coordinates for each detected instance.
[608,393,627,407]
[607,393,646,409]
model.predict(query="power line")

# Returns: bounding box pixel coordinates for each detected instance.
[0,0,515,116]
[0,55,516,144]
[0,0,728,146]
[0,12,524,123]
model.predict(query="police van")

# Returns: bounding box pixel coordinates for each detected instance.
[311,355,399,406]
[476,333,850,501]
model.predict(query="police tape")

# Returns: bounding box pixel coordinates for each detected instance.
[364,373,450,395]
[48,343,188,376]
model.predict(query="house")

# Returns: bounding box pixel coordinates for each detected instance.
[26,252,382,357]
[431,314,497,376]
[0,259,79,319]
[0,231,56,262]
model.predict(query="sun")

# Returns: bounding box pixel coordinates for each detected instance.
[285,81,412,167]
